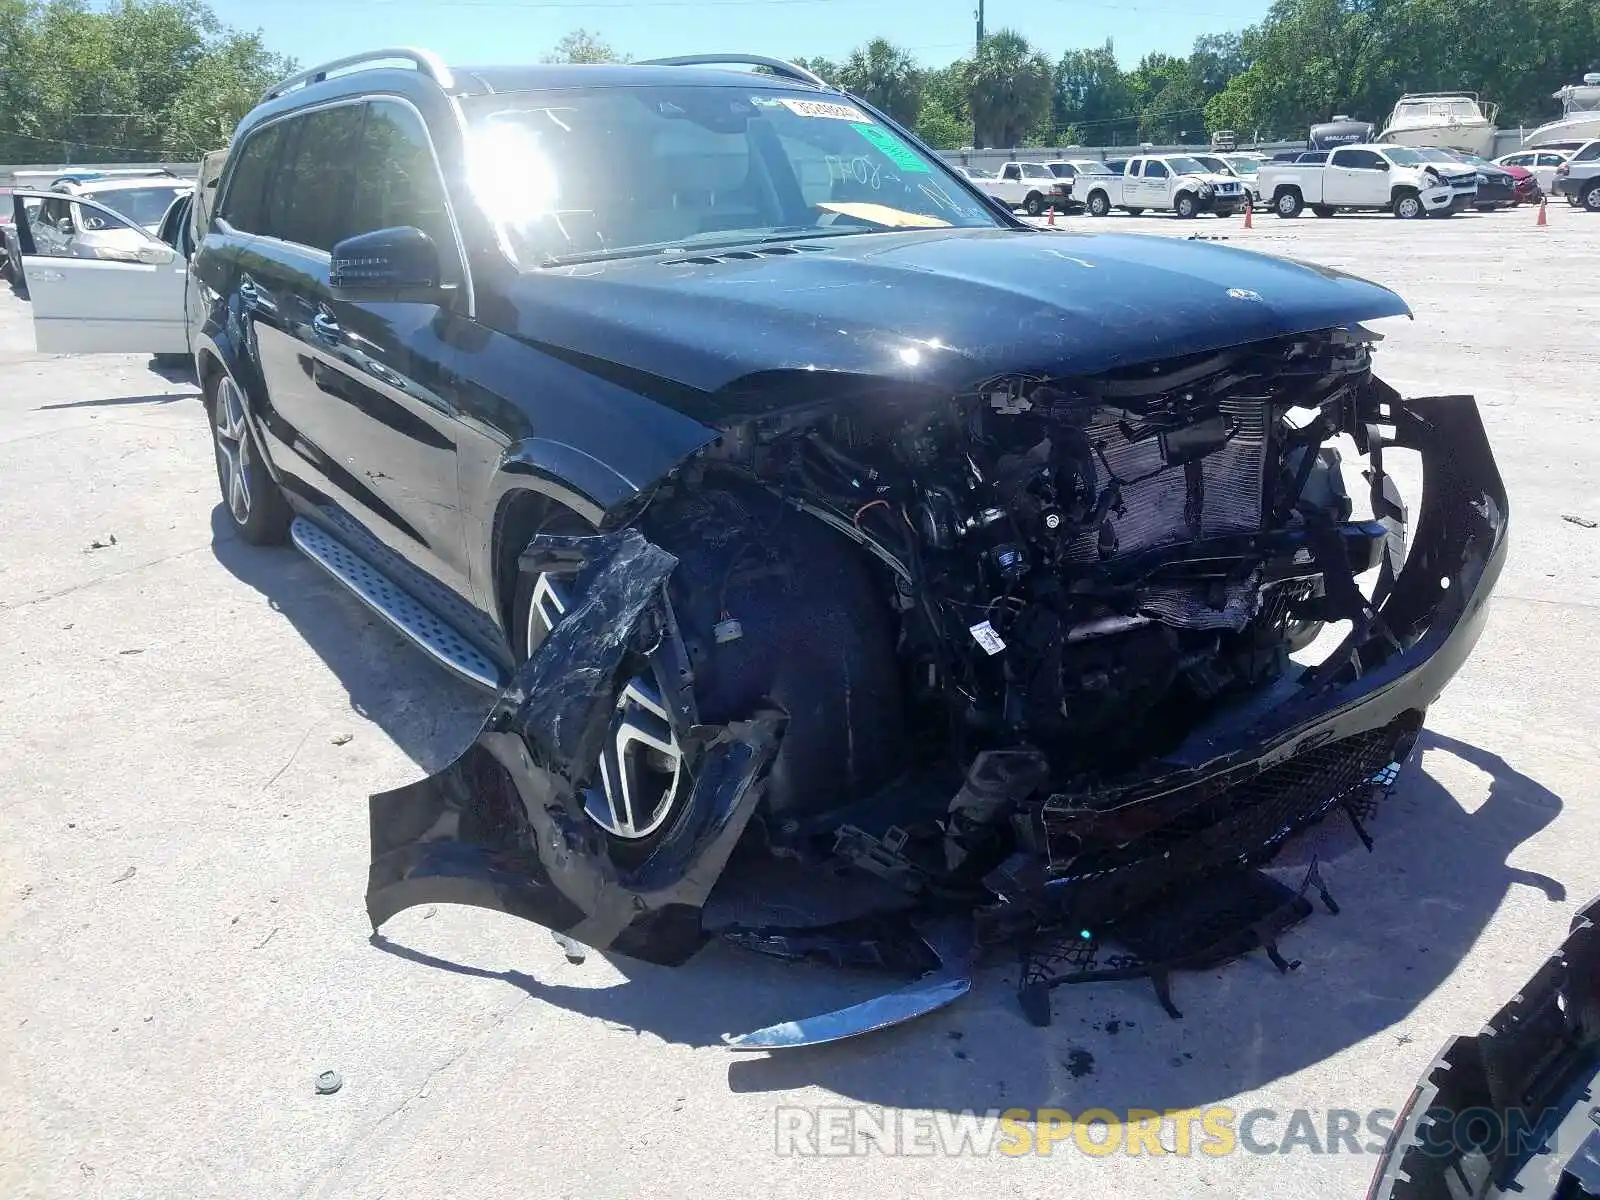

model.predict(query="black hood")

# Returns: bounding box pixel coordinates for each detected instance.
[502,227,1411,421]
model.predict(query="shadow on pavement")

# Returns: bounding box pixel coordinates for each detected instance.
[38,391,200,410]
[207,504,489,775]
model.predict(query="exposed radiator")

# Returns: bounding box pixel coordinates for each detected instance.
[1063,395,1270,563]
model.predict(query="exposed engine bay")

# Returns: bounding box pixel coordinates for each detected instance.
[685,325,1384,795]
[366,323,1507,1048]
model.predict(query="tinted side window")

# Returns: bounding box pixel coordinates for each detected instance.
[1128,159,1143,176]
[349,100,458,278]
[218,124,283,233]
[274,104,366,251]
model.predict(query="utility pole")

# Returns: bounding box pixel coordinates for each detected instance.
[975,0,985,54]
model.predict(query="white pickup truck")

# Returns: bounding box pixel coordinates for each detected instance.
[986,161,1073,216]
[1076,153,1247,218]
[1255,144,1477,219]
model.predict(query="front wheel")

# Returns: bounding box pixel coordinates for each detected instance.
[1392,191,1424,219]
[1024,192,1045,217]
[1174,192,1198,219]
[208,371,290,545]
[1086,191,1110,217]
[1274,189,1304,218]
[1584,184,1600,212]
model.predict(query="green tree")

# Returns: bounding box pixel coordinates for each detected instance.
[1053,40,1136,144]
[542,29,628,65]
[0,0,294,163]
[966,30,1053,148]
[915,62,972,148]
[835,38,924,125]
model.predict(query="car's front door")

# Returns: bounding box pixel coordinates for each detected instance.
[1140,160,1169,206]
[240,99,473,601]
[1325,148,1379,205]
[11,190,188,355]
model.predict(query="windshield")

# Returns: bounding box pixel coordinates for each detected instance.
[1194,156,1229,173]
[80,185,187,226]
[1224,156,1260,175]
[1414,148,1459,163]
[961,167,995,179]
[1163,156,1208,175]
[461,85,1002,267]
[1383,147,1427,165]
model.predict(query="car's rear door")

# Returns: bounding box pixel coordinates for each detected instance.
[10,189,188,355]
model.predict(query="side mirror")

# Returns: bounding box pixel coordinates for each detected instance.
[136,242,176,266]
[330,227,443,303]
[1377,161,1391,171]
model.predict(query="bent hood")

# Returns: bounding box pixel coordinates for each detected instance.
[505,227,1410,421]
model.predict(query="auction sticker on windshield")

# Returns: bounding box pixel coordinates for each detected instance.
[851,123,931,173]
[779,98,871,122]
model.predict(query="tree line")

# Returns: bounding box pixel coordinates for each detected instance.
[561,0,1597,149]
[2,0,1595,166]
[0,0,294,163]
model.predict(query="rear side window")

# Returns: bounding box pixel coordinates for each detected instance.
[349,100,459,277]
[274,104,366,251]
[1575,142,1600,162]
[218,124,283,233]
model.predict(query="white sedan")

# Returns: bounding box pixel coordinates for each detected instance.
[1494,149,1572,193]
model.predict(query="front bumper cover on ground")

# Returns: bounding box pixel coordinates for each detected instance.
[366,390,1507,1043]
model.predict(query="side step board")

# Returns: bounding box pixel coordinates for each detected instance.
[290,517,504,691]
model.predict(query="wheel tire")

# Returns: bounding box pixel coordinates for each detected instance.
[1024,192,1045,217]
[1392,191,1423,219]
[208,370,290,545]
[1087,191,1110,217]
[1174,192,1197,218]
[1312,204,1336,218]
[1584,184,1600,212]
[1274,189,1303,218]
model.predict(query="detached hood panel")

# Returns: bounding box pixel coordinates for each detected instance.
[508,228,1411,418]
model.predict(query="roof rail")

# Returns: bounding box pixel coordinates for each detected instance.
[261,47,454,104]
[636,54,827,89]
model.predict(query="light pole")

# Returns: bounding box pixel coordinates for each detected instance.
[975,0,985,54]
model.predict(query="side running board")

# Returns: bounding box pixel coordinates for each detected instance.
[290,517,504,690]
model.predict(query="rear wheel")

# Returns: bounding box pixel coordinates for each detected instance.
[208,371,290,545]
[1584,183,1600,212]
[1086,191,1110,217]
[1274,189,1304,218]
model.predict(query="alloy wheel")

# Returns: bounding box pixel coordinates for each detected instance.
[213,376,252,525]
[526,574,685,841]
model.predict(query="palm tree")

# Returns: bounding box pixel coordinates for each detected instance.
[836,39,925,126]
[966,31,1053,148]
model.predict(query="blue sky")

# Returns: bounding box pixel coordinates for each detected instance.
[205,0,1271,74]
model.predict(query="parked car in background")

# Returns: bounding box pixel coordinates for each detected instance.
[989,161,1072,215]
[1443,150,1536,205]
[1192,153,1262,203]
[1041,159,1115,211]
[1495,148,1571,193]
[29,175,193,260]
[1256,143,1474,218]
[1553,138,1600,208]
[1078,153,1246,217]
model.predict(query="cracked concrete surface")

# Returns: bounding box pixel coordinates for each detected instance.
[3,206,1599,1199]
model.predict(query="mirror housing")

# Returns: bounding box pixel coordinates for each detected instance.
[1377,160,1391,171]
[136,242,176,266]
[330,227,444,303]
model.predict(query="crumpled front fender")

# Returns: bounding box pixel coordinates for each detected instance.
[366,526,784,966]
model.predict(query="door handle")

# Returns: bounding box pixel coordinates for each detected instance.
[311,311,341,343]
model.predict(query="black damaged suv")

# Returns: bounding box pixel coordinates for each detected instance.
[26,49,1508,1008]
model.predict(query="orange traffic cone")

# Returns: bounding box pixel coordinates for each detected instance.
[1243,200,1253,229]
[1536,197,1547,226]
[1047,206,1056,227]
